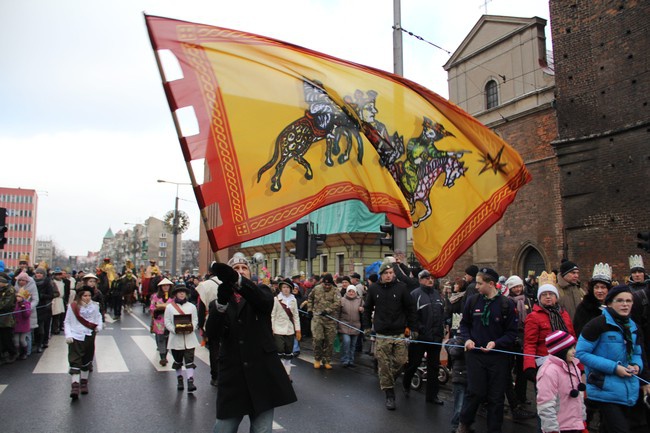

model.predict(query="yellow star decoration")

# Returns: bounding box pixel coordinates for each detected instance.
[478,145,507,175]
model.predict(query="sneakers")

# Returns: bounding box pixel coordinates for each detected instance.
[177,376,184,391]
[313,360,321,369]
[70,382,80,399]
[187,378,197,393]
[385,388,396,410]
[80,379,89,395]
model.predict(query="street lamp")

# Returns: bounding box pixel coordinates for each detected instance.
[157,179,191,277]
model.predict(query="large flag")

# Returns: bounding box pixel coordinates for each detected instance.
[145,15,531,276]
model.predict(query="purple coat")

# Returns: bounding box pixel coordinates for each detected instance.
[14,301,31,333]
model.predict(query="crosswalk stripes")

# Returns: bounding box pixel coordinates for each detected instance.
[0,384,7,396]
[130,335,173,371]
[33,335,69,374]
[94,335,128,372]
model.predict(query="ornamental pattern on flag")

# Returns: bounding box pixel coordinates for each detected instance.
[145,15,531,276]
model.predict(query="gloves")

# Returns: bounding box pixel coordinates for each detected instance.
[524,368,537,382]
[404,327,411,337]
[217,284,234,305]
[364,329,372,336]
[319,311,328,317]
[307,311,314,319]
[410,331,419,340]
[295,330,302,341]
[66,337,74,345]
[212,262,240,286]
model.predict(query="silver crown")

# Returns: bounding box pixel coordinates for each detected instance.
[591,262,612,283]
[629,255,644,270]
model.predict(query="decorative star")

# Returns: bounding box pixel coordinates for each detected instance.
[478,145,507,175]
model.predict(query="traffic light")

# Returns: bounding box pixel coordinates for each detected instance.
[0,207,7,250]
[290,222,308,260]
[638,232,650,252]
[379,223,394,250]
[309,233,327,260]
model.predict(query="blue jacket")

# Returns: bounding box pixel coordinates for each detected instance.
[575,308,643,406]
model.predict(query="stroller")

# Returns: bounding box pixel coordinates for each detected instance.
[409,347,451,390]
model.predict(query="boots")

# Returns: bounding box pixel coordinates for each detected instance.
[177,376,184,391]
[385,388,396,410]
[159,354,168,366]
[456,423,473,433]
[313,360,321,369]
[187,378,197,393]
[70,382,80,399]
[80,379,89,394]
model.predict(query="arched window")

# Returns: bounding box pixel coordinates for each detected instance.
[485,80,498,109]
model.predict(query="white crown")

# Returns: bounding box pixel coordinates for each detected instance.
[629,255,644,270]
[591,263,612,283]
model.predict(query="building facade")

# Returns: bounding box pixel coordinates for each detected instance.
[549,0,650,279]
[0,187,38,269]
[444,15,562,278]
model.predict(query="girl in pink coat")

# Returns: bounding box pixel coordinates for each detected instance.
[536,330,586,433]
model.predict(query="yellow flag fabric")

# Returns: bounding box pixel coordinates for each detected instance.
[145,15,531,276]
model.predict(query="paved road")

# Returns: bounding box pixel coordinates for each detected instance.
[0,306,539,433]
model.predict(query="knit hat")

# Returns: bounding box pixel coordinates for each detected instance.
[560,260,579,277]
[465,265,479,278]
[34,268,47,276]
[321,273,335,285]
[368,274,378,283]
[604,284,632,305]
[340,275,351,283]
[16,272,31,282]
[537,283,559,300]
[351,272,361,279]
[17,288,31,300]
[545,330,576,355]
[505,275,524,290]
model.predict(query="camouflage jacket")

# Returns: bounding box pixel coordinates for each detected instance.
[308,284,340,318]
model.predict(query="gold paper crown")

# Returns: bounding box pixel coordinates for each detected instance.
[629,255,644,270]
[591,262,612,283]
[17,288,31,300]
[538,271,557,287]
[19,253,30,263]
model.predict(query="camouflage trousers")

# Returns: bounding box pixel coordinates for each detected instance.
[311,316,337,363]
[375,334,408,390]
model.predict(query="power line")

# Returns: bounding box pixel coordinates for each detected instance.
[392,25,451,55]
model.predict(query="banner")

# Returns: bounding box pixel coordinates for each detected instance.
[145,15,531,276]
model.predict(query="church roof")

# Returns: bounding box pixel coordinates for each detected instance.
[104,227,114,239]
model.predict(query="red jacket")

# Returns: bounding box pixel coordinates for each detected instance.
[523,304,575,371]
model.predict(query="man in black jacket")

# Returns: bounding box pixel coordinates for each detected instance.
[402,270,445,405]
[207,254,296,432]
[363,260,417,410]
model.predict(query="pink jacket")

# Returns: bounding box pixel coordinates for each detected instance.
[536,354,585,433]
[13,300,32,333]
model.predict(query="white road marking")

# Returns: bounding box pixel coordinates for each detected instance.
[95,335,129,372]
[131,335,173,371]
[119,327,147,330]
[127,310,152,330]
[0,385,7,396]
[104,315,115,323]
[33,335,69,374]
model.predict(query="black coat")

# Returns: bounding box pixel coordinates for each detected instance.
[363,278,417,335]
[410,285,445,342]
[206,278,296,419]
[35,277,53,319]
[573,291,603,336]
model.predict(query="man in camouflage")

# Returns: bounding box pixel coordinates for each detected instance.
[363,260,417,410]
[307,273,340,369]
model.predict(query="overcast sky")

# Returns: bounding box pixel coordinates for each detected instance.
[0,0,550,256]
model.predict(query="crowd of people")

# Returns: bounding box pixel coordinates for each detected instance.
[1,250,649,433]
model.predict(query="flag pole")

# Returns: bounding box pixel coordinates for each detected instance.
[145,14,220,264]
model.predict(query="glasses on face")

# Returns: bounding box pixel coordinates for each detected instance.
[612,299,633,304]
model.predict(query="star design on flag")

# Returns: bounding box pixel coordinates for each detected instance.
[478,145,507,175]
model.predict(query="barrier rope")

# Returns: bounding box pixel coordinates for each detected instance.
[0,302,53,317]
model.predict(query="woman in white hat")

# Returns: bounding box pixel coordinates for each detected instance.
[150,278,174,366]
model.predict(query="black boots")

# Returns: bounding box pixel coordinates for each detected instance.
[187,378,197,393]
[385,388,396,410]
[70,382,80,399]
[177,376,184,391]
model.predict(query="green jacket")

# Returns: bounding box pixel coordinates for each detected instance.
[0,284,16,328]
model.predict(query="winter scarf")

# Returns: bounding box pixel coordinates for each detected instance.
[606,306,634,363]
[540,303,568,332]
